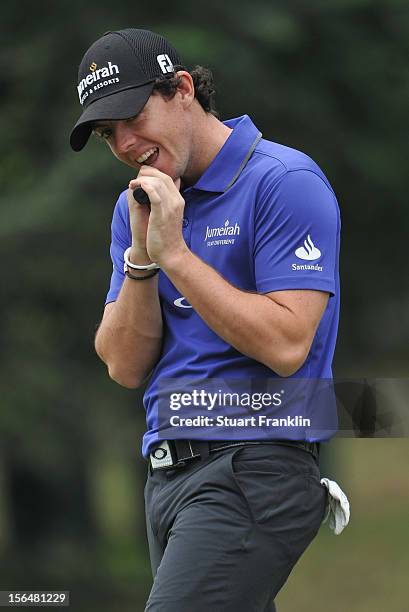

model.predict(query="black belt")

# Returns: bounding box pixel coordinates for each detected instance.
[149,439,320,471]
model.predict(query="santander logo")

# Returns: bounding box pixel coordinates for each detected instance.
[295,235,321,261]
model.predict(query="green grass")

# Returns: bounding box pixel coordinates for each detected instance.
[276,439,409,612]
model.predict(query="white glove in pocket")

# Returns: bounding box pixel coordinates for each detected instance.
[320,478,350,535]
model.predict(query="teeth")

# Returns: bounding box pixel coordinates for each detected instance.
[137,147,158,164]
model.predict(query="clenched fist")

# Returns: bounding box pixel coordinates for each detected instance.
[128,167,188,268]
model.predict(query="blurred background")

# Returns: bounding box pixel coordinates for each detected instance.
[1,0,408,610]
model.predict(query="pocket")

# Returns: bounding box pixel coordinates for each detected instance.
[228,446,311,526]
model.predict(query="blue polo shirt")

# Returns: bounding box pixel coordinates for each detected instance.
[105,115,341,458]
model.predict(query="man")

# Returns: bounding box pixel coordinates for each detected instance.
[70,28,340,612]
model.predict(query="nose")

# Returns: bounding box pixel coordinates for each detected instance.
[113,121,137,156]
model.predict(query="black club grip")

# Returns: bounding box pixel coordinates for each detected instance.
[133,187,151,207]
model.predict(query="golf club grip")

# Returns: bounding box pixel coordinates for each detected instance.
[133,187,151,207]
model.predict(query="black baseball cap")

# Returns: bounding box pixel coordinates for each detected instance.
[70,28,182,151]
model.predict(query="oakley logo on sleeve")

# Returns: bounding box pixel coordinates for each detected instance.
[174,297,193,309]
[295,235,321,261]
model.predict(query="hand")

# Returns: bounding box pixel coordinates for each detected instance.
[126,179,152,264]
[128,167,188,267]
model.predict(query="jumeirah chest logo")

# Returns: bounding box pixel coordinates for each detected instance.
[205,220,240,247]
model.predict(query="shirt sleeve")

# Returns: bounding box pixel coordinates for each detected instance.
[105,191,132,305]
[254,169,340,296]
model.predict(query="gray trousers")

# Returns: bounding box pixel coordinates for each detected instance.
[144,443,327,611]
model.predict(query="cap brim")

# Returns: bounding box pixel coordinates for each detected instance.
[70,82,155,151]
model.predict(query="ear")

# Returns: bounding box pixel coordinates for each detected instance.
[176,71,195,109]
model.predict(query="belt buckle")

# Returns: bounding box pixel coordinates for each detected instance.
[150,441,177,470]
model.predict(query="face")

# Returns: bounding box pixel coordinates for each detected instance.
[92,87,194,180]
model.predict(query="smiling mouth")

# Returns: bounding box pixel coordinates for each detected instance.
[137,147,159,166]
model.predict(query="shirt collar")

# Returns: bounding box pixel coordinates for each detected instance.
[191,115,262,193]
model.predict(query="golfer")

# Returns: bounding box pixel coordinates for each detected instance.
[70,28,341,612]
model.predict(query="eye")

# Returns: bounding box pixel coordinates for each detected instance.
[100,128,113,140]
[93,127,112,140]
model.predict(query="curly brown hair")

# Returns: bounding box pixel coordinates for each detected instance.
[152,65,219,118]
